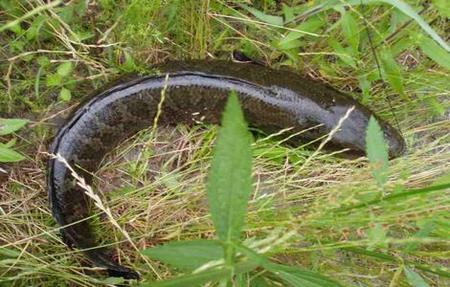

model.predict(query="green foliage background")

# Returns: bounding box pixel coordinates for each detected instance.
[0,0,449,286]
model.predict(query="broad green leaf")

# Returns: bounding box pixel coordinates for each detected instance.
[57,62,73,77]
[37,56,50,67]
[121,51,137,72]
[233,243,268,267]
[141,240,223,271]
[0,138,17,148]
[328,38,356,68]
[26,15,47,41]
[207,92,253,243]
[340,11,360,53]
[380,48,405,96]
[0,118,29,136]
[389,8,410,34]
[0,146,25,162]
[365,116,389,187]
[419,36,450,70]
[241,4,284,26]
[277,39,302,50]
[358,75,371,104]
[46,73,62,87]
[71,30,94,42]
[404,268,430,287]
[8,23,23,34]
[140,267,231,287]
[59,87,72,102]
[390,36,416,57]
[282,4,295,23]
[141,261,258,287]
[58,2,86,25]
[278,16,324,49]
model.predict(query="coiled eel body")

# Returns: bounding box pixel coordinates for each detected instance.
[47,60,405,279]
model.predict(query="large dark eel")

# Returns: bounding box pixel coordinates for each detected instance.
[47,60,405,279]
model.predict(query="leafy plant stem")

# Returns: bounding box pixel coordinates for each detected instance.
[225,243,234,267]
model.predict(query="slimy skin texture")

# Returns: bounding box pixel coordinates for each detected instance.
[47,60,405,279]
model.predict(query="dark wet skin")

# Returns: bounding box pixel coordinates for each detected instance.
[47,60,406,279]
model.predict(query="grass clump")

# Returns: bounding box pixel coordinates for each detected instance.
[0,0,449,286]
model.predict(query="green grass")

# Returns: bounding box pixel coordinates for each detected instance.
[0,0,449,286]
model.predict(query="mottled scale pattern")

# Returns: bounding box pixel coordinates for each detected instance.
[48,60,405,279]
